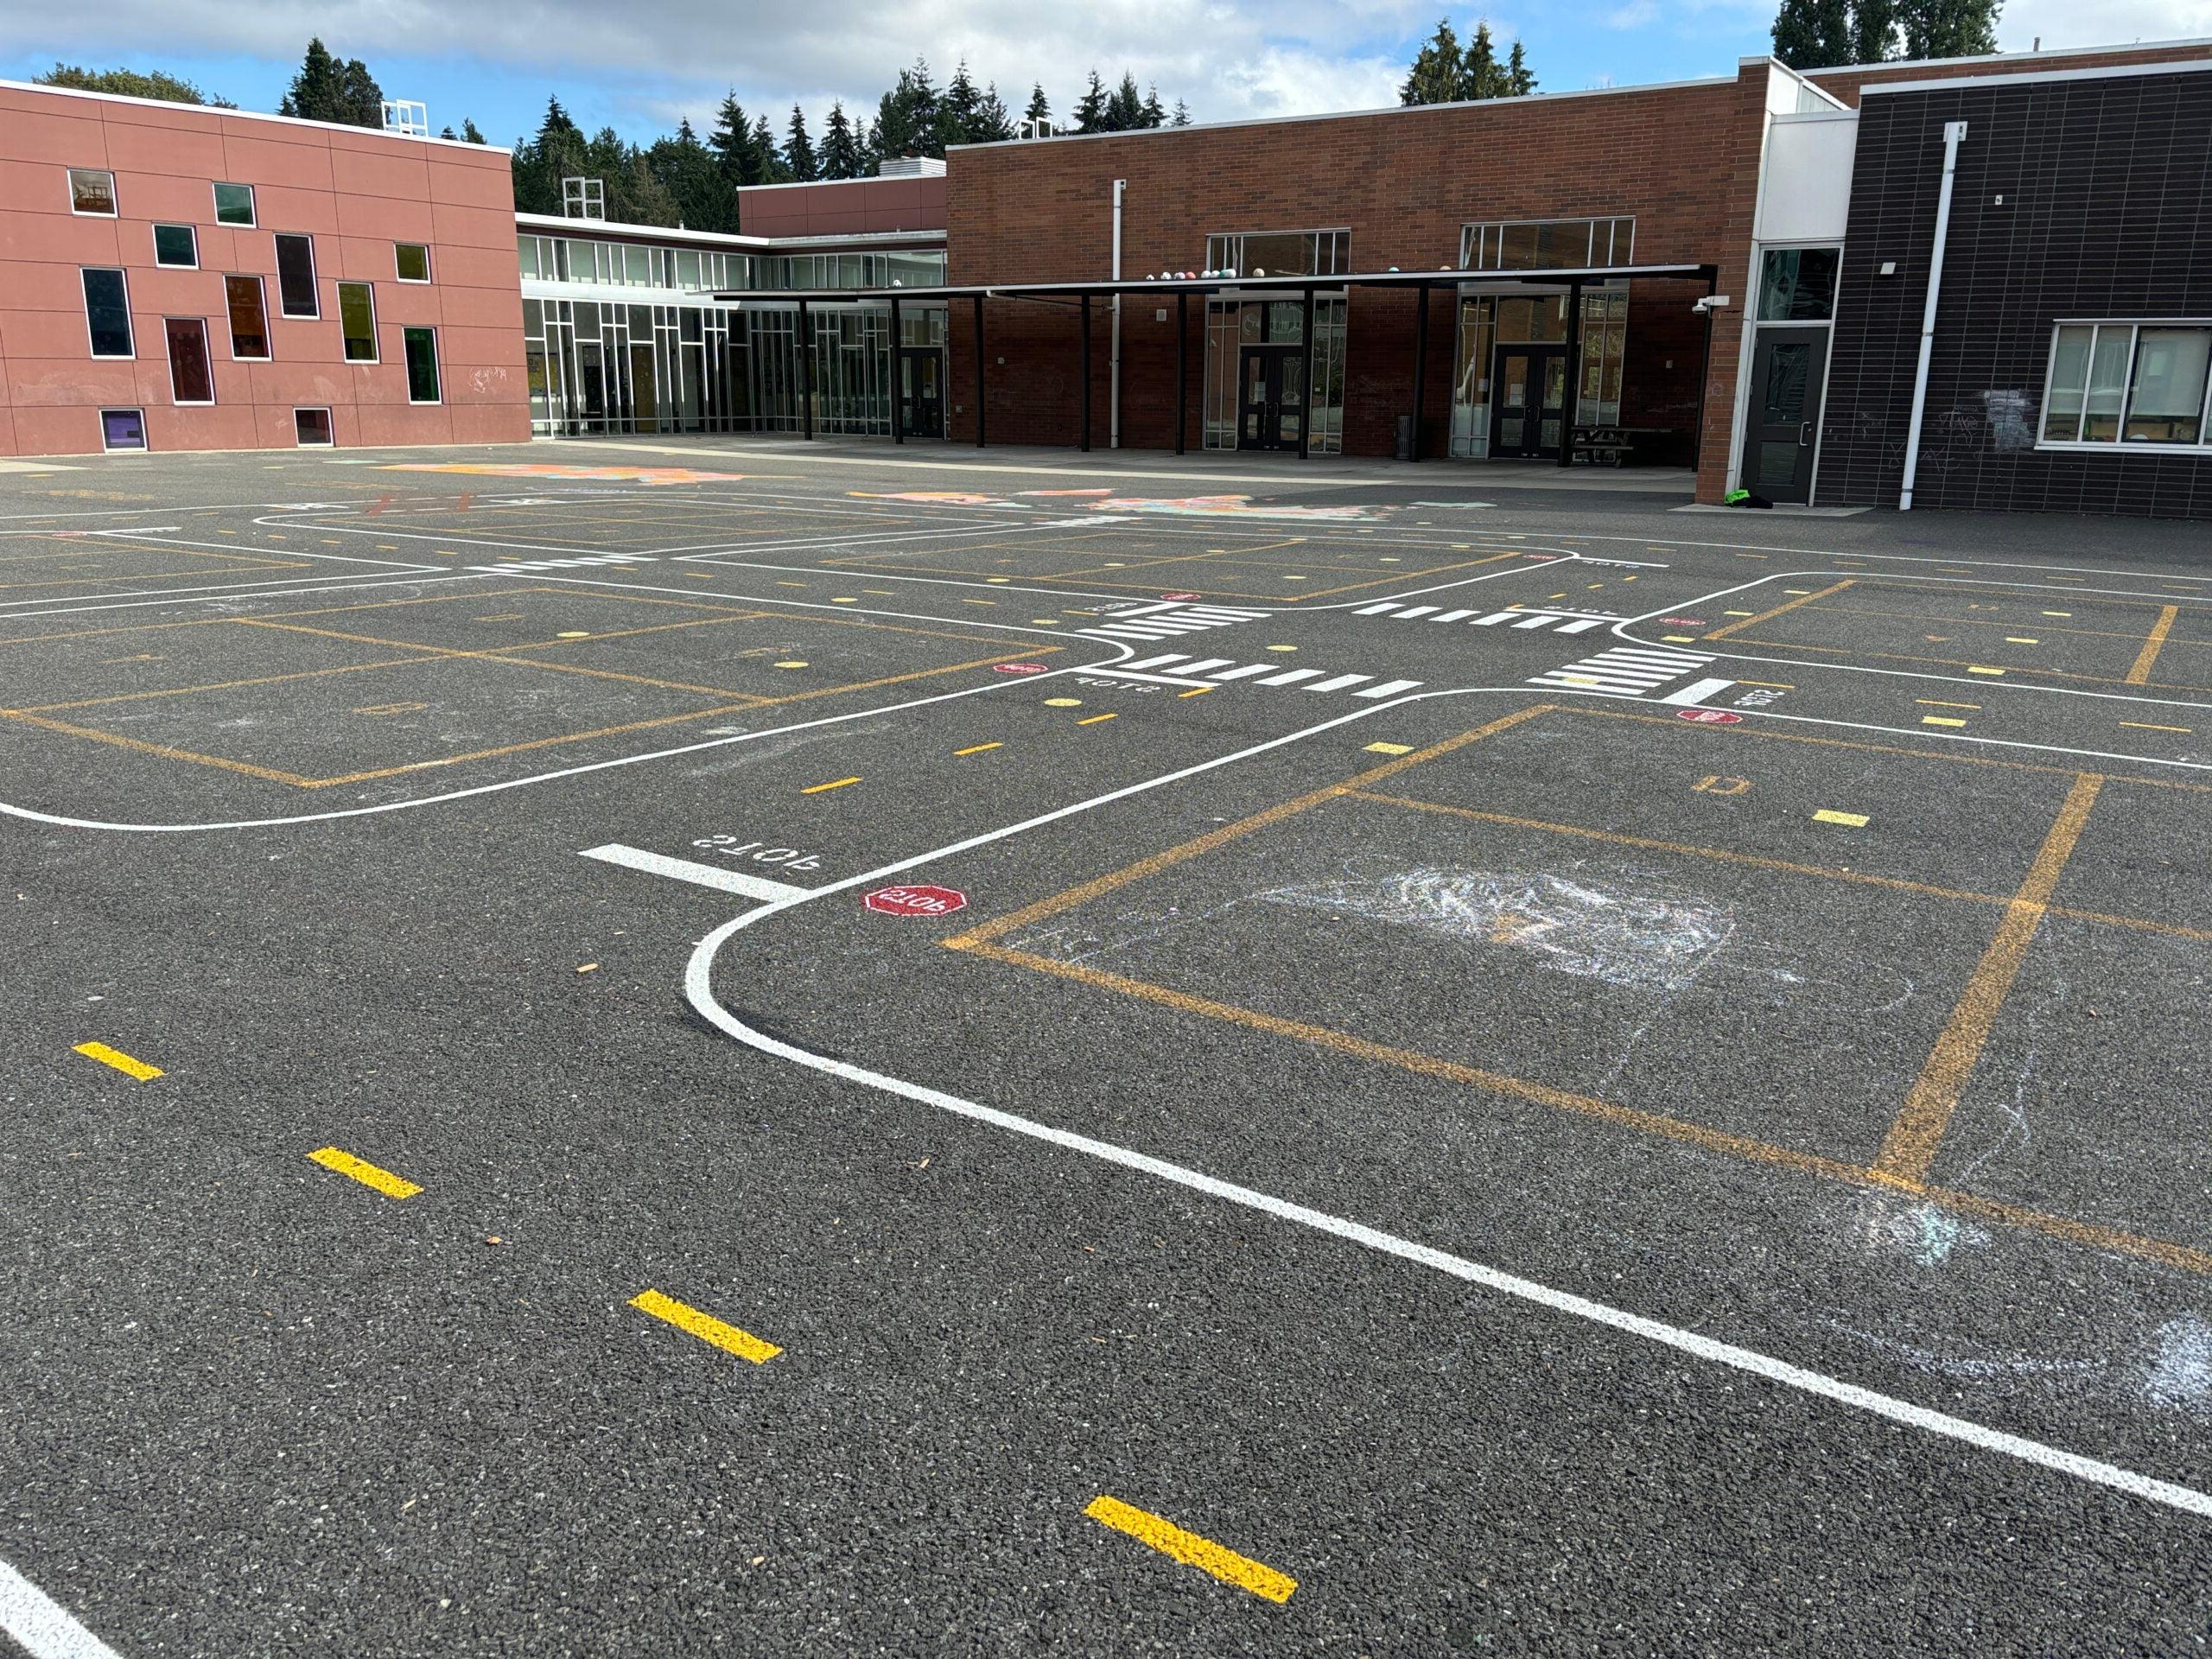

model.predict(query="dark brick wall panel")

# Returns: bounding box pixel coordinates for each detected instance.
[1817,67,2212,516]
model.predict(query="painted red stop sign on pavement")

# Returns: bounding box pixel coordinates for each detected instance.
[994,662,1049,675]
[1160,591,1200,601]
[1677,708,1743,724]
[864,884,969,917]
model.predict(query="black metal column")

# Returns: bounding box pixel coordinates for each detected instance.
[1297,285,1314,461]
[1079,295,1092,452]
[1558,280,1582,469]
[973,294,986,448]
[889,294,904,444]
[1692,275,1715,472]
[1175,291,1188,455]
[1409,284,1430,463]
[798,298,814,442]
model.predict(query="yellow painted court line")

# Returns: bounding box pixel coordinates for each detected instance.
[1967,665,2005,676]
[1083,1497,1295,1603]
[1812,809,1870,826]
[1922,715,1967,728]
[955,741,1002,755]
[307,1146,421,1199]
[1724,610,1754,617]
[1874,772,2103,1185]
[2128,605,2180,685]
[1917,698,1979,709]
[1662,635,1695,643]
[801,776,861,794]
[1363,741,1414,755]
[629,1288,781,1364]
[73,1041,161,1081]
[2119,721,2191,733]
[2005,636,2040,645]
[1707,577,1854,641]
[1178,685,1212,697]
[2042,611,2071,618]
[1736,679,1794,689]
[1077,712,1118,725]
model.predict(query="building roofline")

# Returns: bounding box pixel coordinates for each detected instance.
[710,263,1719,304]
[1777,34,2212,78]
[0,75,515,153]
[1857,54,2212,96]
[738,172,945,193]
[514,211,944,253]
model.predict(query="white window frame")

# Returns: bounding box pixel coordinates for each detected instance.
[274,233,320,320]
[403,325,442,404]
[99,408,148,452]
[213,181,257,227]
[395,242,432,283]
[163,317,216,407]
[68,167,117,217]
[151,223,200,269]
[294,407,336,447]
[336,281,379,364]
[2037,319,2212,454]
[81,267,134,359]
[223,274,271,362]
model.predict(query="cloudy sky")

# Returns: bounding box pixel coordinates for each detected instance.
[4,0,2209,148]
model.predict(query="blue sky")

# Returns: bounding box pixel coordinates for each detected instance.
[3,0,2203,152]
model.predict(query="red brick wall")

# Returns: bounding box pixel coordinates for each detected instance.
[0,80,529,457]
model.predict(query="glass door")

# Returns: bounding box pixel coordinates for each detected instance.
[1745,326,1827,503]
[1489,345,1567,459]
[1237,346,1304,450]
[898,349,944,437]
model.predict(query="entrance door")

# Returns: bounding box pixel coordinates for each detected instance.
[630,342,658,434]
[898,349,944,438]
[1490,346,1567,459]
[1745,326,1827,503]
[1238,346,1306,450]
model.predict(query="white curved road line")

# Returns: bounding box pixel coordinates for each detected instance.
[680,692,2212,1526]
[0,1559,122,1659]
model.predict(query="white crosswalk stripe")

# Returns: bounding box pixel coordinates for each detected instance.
[1353,601,1624,635]
[469,553,658,574]
[1077,603,1268,643]
[1079,652,1423,700]
[1529,645,1726,698]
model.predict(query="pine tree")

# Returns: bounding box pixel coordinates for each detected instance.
[785,105,819,180]
[1103,72,1144,131]
[440,124,456,140]
[647,118,734,230]
[751,112,785,181]
[278,38,383,127]
[1141,83,1166,127]
[976,83,1014,143]
[709,92,762,187]
[1898,0,1999,59]
[1400,20,1465,105]
[874,59,941,158]
[1172,99,1192,127]
[1464,22,1507,99]
[1073,70,1109,132]
[1506,41,1536,95]
[820,100,863,178]
[541,95,576,136]
[461,118,486,143]
[1024,83,1050,125]
[940,60,982,148]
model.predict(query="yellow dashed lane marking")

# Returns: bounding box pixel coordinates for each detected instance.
[630,1288,781,1363]
[73,1041,161,1081]
[955,741,1001,755]
[1363,741,1414,755]
[1077,712,1117,725]
[1083,1496,1295,1604]
[1922,715,1967,728]
[307,1147,421,1199]
[1813,809,1870,827]
[1967,665,2005,676]
[2120,721,2190,733]
[801,776,860,794]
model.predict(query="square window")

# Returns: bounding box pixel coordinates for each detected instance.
[69,168,117,216]
[100,409,146,451]
[2122,327,2210,445]
[213,182,256,226]
[395,242,431,283]
[337,282,378,362]
[275,234,318,319]
[153,224,199,268]
[82,268,133,358]
[295,408,334,447]
[225,275,270,360]
[403,326,441,403]
[165,317,215,404]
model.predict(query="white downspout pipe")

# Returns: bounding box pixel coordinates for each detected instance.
[1109,179,1124,448]
[1899,120,1967,512]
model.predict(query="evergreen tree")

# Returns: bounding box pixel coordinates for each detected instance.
[1464,22,1508,99]
[541,95,577,136]
[1172,99,1192,127]
[462,118,486,143]
[1851,0,1899,61]
[976,82,1014,142]
[1773,0,1855,66]
[874,59,942,158]
[1073,70,1109,132]
[785,105,819,180]
[1506,41,1536,95]
[1898,0,2000,59]
[1023,83,1051,125]
[440,124,456,139]
[510,99,593,218]
[941,59,983,148]
[1105,72,1144,130]
[709,92,763,186]
[1400,20,1465,105]
[1141,82,1167,128]
[751,112,785,181]
[37,62,233,106]
[820,100,864,178]
[648,118,734,229]
[278,37,384,127]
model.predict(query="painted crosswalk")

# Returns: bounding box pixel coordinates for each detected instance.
[1351,600,1622,635]
[1086,651,1421,699]
[1528,645,1736,703]
[469,553,659,574]
[1077,602,1270,644]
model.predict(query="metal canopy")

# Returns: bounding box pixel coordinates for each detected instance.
[707,262,1719,305]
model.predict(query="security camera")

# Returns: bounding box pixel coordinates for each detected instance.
[1691,295,1732,313]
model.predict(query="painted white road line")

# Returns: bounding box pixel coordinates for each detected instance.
[1080,666,1215,687]
[1395,605,1440,620]
[1356,602,1400,615]
[1303,672,1374,693]
[1431,608,1478,623]
[0,1559,124,1659]
[580,844,812,903]
[1256,667,1326,686]
[1175,658,1238,677]
[1510,613,1561,629]
[1556,617,1609,633]
[1661,677,1740,706]
[1111,652,1192,671]
[1354,678,1424,699]
[1205,664,1281,681]
[1473,612,1522,626]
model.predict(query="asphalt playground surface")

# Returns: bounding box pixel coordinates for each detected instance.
[3,435,2211,1656]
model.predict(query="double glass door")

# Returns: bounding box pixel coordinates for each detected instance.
[1239,345,1306,450]
[897,348,944,438]
[1491,346,1567,458]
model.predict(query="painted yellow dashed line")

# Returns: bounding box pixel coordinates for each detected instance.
[1918,698,1979,709]
[2120,721,2191,733]
[955,742,1002,756]
[1178,685,1212,698]
[1077,713,1118,726]
[1083,1496,1295,1604]
[2005,636,2039,645]
[630,1288,781,1364]
[1814,809,1870,827]
[307,1146,421,1199]
[1364,741,1414,755]
[1967,665,2005,676]
[1923,715,1967,728]
[801,776,861,794]
[73,1041,161,1081]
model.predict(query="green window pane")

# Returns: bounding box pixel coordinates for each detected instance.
[338,283,377,361]
[404,327,441,403]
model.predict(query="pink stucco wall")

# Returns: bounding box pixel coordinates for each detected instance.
[0,80,531,456]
